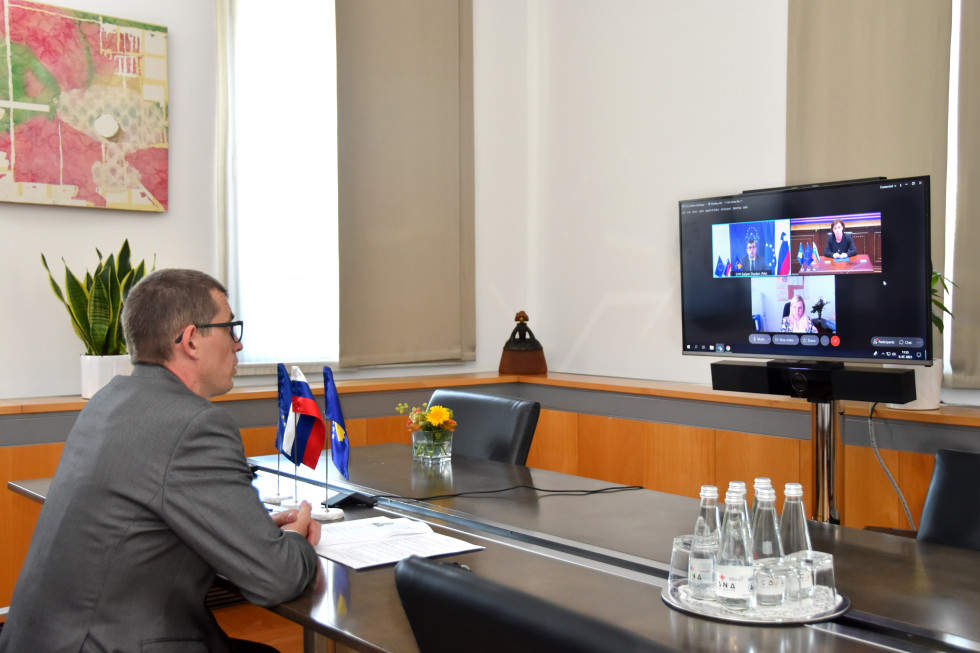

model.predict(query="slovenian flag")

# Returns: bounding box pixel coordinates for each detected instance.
[276,364,326,469]
[811,241,820,267]
[778,235,791,275]
[323,366,349,480]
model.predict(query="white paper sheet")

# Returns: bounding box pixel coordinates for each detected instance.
[315,516,483,569]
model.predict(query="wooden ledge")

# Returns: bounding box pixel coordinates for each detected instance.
[5,372,980,428]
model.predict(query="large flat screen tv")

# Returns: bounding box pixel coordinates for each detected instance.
[679,176,932,366]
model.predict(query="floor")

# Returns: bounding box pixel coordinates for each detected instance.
[213,603,305,653]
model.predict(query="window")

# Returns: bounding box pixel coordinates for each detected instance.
[223,0,339,365]
[219,0,474,371]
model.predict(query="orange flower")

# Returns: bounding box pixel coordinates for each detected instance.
[426,405,451,428]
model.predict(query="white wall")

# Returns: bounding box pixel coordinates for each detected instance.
[0,0,218,399]
[0,0,788,399]
[527,1,787,383]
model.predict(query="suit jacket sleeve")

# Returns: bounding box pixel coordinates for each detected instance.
[825,233,858,257]
[161,406,318,606]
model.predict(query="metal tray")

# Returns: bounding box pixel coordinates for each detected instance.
[661,583,849,625]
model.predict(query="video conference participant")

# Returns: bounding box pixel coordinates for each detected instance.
[824,218,858,259]
[739,239,771,275]
[780,294,817,334]
[0,269,320,653]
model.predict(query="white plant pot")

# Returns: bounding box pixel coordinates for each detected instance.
[80,354,133,399]
[885,358,942,410]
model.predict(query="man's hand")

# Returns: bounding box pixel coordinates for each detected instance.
[272,507,299,528]
[278,501,321,545]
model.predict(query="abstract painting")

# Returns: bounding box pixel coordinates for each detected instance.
[0,0,168,211]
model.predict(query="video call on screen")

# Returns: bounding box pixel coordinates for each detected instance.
[679,177,932,364]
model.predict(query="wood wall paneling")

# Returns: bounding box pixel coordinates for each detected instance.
[526,409,579,475]
[899,450,935,528]
[240,426,278,456]
[844,444,902,529]
[714,430,803,507]
[1,442,65,609]
[644,423,715,498]
[364,415,410,447]
[576,414,651,487]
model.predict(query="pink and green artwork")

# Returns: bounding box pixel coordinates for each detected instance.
[0,0,168,211]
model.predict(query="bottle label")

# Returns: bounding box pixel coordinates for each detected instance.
[715,565,754,599]
[689,557,714,584]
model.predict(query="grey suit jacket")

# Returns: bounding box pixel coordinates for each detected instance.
[0,364,318,653]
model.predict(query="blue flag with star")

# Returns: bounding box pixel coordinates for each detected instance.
[323,366,349,480]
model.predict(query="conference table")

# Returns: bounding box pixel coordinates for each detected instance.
[11,444,980,651]
[248,444,980,652]
[797,254,875,275]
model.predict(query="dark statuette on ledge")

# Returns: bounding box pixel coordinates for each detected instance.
[499,311,548,374]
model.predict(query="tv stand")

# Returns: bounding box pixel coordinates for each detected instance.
[711,359,916,523]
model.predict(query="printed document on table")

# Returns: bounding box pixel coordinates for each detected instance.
[315,516,483,569]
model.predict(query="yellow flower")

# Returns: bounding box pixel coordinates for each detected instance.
[426,405,451,428]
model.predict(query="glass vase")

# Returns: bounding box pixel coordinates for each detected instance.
[411,429,453,463]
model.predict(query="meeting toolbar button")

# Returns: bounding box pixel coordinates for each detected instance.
[871,336,925,348]
[772,334,799,345]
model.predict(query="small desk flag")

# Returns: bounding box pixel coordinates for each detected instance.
[276,364,326,469]
[324,366,349,480]
[777,233,791,275]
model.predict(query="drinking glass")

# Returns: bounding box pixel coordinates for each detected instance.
[805,551,836,602]
[786,550,834,602]
[753,558,791,606]
[669,535,693,595]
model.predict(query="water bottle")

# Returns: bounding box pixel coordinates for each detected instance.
[715,488,755,610]
[721,481,751,537]
[750,487,782,561]
[778,482,812,555]
[752,477,773,523]
[689,485,720,600]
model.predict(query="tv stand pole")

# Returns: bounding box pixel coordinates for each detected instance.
[811,398,843,524]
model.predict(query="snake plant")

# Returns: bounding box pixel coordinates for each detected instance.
[41,240,155,355]
[932,270,955,334]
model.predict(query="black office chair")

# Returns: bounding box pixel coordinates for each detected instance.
[394,556,677,653]
[916,448,980,551]
[427,389,540,465]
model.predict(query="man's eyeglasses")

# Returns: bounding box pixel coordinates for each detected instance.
[175,321,244,344]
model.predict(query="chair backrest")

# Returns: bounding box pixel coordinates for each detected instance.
[394,556,676,653]
[917,448,980,551]
[427,389,540,465]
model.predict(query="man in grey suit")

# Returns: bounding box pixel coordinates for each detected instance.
[0,269,320,653]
